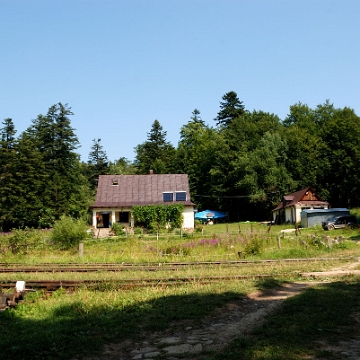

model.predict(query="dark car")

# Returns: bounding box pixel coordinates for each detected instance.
[322,215,357,230]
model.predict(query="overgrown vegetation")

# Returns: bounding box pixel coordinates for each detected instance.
[132,204,184,232]
[1,222,359,262]
[1,223,360,359]
[51,216,89,249]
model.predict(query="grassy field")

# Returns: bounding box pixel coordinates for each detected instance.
[1,222,360,359]
[204,279,360,360]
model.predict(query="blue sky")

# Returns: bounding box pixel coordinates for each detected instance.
[1,1,359,162]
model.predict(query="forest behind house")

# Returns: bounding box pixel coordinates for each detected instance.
[1,92,360,231]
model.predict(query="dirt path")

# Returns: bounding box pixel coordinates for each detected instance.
[81,260,360,360]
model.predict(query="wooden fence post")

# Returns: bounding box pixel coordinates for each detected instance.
[79,242,84,257]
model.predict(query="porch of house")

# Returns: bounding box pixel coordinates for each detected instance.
[92,209,133,229]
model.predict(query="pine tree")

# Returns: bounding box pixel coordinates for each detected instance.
[24,103,89,222]
[214,91,245,126]
[0,118,18,230]
[135,120,176,174]
[87,138,109,189]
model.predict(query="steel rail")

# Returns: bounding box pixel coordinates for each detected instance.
[0,257,355,273]
[0,273,293,290]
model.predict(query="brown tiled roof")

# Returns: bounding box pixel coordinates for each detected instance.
[90,174,195,208]
[272,187,329,211]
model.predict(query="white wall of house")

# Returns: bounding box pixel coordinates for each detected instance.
[273,204,329,224]
[92,208,132,228]
[183,206,195,229]
[92,207,194,229]
[285,207,293,223]
[294,204,329,224]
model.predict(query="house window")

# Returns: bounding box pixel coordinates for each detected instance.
[112,179,119,186]
[175,191,186,201]
[119,212,129,222]
[163,192,173,202]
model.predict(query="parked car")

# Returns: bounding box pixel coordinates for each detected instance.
[322,215,357,230]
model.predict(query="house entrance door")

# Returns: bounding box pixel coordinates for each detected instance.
[102,213,110,228]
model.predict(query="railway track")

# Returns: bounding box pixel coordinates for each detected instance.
[0,257,356,292]
[0,273,294,291]
[0,257,354,273]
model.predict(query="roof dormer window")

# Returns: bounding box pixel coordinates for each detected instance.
[112,179,119,186]
[163,192,173,202]
[175,191,186,201]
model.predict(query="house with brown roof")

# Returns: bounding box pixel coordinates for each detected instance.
[272,187,329,224]
[90,174,196,229]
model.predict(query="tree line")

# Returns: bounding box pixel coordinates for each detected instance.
[1,92,360,230]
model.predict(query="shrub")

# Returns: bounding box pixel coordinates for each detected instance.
[6,228,42,255]
[307,234,327,249]
[111,223,126,236]
[51,216,89,250]
[134,227,143,235]
[244,235,263,256]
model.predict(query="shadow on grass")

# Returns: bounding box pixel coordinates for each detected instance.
[349,234,360,241]
[0,287,247,360]
[205,279,360,360]
[3,279,360,360]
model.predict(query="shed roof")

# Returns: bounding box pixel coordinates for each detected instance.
[273,187,329,211]
[91,174,195,208]
[301,208,349,214]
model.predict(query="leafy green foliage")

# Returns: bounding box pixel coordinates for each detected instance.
[2,97,360,229]
[51,216,89,249]
[6,228,43,255]
[111,223,126,236]
[132,204,184,231]
[244,235,264,256]
[108,156,137,175]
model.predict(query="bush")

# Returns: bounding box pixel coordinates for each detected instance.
[134,227,143,235]
[7,228,43,255]
[111,223,126,236]
[244,235,263,256]
[51,216,89,250]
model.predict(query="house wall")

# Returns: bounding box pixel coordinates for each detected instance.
[285,208,293,223]
[183,206,195,229]
[92,207,194,229]
[273,204,329,225]
[92,208,133,229]
[294,206,303,223]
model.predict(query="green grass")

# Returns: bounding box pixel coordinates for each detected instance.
[0,281,255,360]
[1,223,360,359]
[1,222,359,264]
[202,279,360,360]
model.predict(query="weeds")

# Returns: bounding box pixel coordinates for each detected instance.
[51,216,89,249]
[1,222,360,359]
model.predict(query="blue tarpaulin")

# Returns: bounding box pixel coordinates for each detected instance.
[195,210,227,220]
